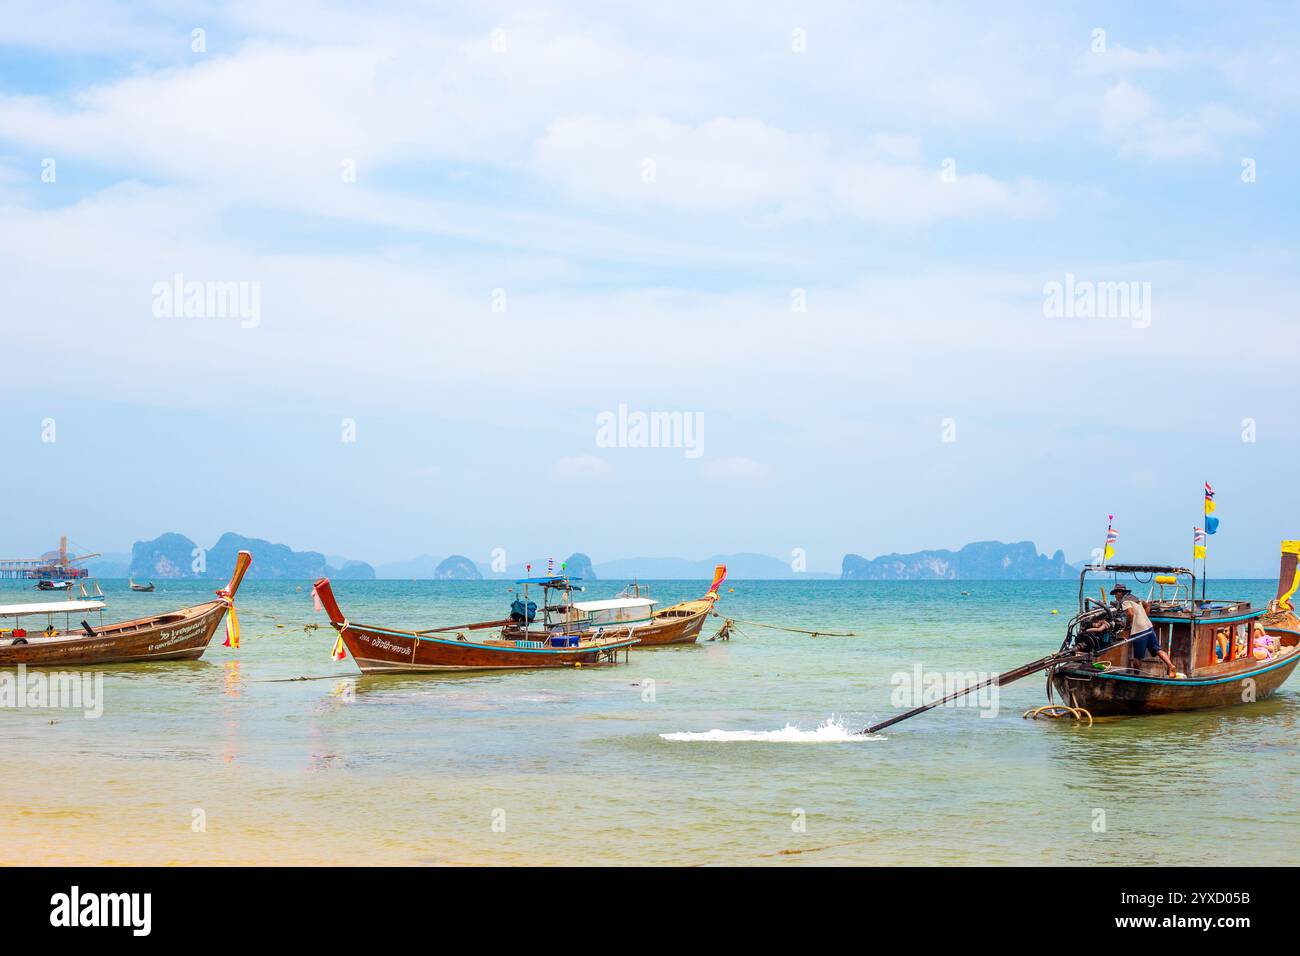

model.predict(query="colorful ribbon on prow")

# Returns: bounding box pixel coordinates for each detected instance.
[216,586,240,650]
[312,580,347,661]
[1277,541,1300,613]
[217,550,252,651]
[707,564,727,598]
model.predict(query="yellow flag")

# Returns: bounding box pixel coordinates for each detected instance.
[1193,545,1207,559]
[1104,545,1115,560]
[1204,500,1216,515]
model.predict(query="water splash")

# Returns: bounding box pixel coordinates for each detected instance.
[660,716,882,743]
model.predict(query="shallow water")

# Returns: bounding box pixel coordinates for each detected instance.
[1,578,1295,865]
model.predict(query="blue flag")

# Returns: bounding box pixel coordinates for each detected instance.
[1205,515,1220,535]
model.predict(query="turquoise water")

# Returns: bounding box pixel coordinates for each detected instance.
[2,578,1296,865]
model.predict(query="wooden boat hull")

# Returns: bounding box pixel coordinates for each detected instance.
[336,622,638,674]
[639,603,713,646]
[0,550,249,668]
[1051,648,1300,716]
[0,600,230,667]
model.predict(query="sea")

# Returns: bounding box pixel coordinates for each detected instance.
[1,578,1296,865]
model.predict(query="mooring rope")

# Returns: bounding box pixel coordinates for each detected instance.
[710,617,856,639]
[722,617,856,637]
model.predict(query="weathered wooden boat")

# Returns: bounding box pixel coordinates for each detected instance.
[1048,549,1300,716]
[312,576,640,674]
[35,580,72,591]
[0,551,251,667]
[861,541,1300,734]
[499,565,727,648]
[128,579,155,592]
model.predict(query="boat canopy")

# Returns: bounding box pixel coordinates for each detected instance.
[1081,563,1194,576]
[0,600,106,617]
[515,576,582,585]
[572,597,657,612]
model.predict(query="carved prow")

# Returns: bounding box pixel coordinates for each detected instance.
[219,551,253,599]
[313,578,346,626]
[1263,541,1300,642]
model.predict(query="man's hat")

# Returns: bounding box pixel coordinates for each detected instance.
[1111,583,1132,595]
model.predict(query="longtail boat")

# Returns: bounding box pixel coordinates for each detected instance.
[312,576,639,674]
[0,551,251,667]
[1048,544,1300,715]
[499,564,727,648]
[861,541,1300,734]
[128,579,156,592]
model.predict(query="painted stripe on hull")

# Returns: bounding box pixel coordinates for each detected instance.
[1052,652,1299,715]
[353,657,591,672]
[340,625,637,674]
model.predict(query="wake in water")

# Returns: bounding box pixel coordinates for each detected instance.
[660,716,882,743]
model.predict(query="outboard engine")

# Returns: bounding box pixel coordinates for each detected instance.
[509,599,537,623]
[1063,602,1128,654]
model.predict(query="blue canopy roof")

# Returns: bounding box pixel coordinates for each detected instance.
[515,576,582,585]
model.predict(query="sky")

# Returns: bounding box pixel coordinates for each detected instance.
[1,1,1298,575]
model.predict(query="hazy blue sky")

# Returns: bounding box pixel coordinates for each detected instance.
[2,2,1297,575]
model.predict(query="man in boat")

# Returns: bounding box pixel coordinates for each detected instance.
[1107,584,1177,677]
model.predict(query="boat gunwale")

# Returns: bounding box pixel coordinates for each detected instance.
[342,620,640,653]
[1055,647,1300,687]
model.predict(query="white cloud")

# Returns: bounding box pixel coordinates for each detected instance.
[534,115,1045,224]
[1099,81,1155,134]
[1100,81,1257,159]
[1080,45,1189,75]
[701,457,768,483]
[551,455,615,481]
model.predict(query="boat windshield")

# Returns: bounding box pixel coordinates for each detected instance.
[1077,564,1196,613]
[572,597,657,627]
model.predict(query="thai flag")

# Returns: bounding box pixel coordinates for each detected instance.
[1194,528,1206,544]
[1204,482,1215,500]
[1106,528,1119,543]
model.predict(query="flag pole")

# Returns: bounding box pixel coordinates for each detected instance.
[1201,484,1209,603]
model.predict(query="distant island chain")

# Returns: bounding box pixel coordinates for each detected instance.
[80,532,1079,581]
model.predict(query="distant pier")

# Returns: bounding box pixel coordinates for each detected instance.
[0,559,88,580]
